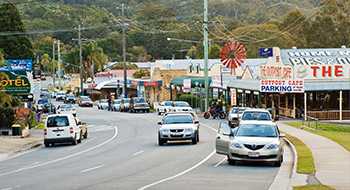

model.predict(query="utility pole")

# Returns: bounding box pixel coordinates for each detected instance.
[53,42,56,87]
[204,0,209,111]
[117,4,129,98]
[73,25,87,96]
[92,60,94,83]
[58,40,61,92]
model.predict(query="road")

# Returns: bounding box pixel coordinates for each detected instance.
[0,100,281,190]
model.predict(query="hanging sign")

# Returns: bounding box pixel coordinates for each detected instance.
[260,79,304,93]
[231,89,236,106]
[183,79,191,90]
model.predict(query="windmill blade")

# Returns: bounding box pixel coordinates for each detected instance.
[222,59,229,67]
[227,59,232,68]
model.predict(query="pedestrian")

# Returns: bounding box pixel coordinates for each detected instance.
[108,96,111,111]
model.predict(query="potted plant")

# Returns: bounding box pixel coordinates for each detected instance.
[13,108,32,137]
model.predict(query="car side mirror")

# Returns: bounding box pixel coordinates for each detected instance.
[194,121,199,124]
[279,133,285,137]
[157,122,162,125]
[78,122,82,125]
[82,122,86,125]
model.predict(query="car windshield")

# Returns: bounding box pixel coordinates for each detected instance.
[82,98,91,101]
[164,102,173,106]
[241,112,271,121]
[66,95,74,98]
[134,98,146,103]
[58,93,65,95]
[42,89,49,92]
[60,104,73,109]
[231,108,245,114]
[124,99,130,103]
[236,124,277,137]
[101,99,108,103]
[44,104,54,108]
[38,99,49,104]
[114,100,121,104]
[174,102,189,107]
[163,115,193,124]
[47,116,69,127]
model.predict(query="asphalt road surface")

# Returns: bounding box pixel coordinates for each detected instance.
[0,101,280,190]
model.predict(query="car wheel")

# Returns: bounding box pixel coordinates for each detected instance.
[228,157,236,165]
[44,142,49,147]
[98,106,100,110]
[192,132,198,144]
[147,110,149,113]
[158,111,161,115]
[77,132,82,143]
[158,133,165,146]
[274,155,283,167]
[84,130,88,138]
[196,131,199,142]
[73,114,76,117]
[72,135,77,145]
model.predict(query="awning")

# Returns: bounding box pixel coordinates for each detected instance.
[305,81,350,91]
[171,76,212,87]
[95,80,123,90]
[227,79,261,91]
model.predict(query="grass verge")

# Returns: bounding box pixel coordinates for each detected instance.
[284,133,315,174]
[294,184,334,190]
[284,122,350,151]
[35,122,45,129]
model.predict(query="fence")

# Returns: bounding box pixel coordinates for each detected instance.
[302,114,318,130]
[307,110,350,120]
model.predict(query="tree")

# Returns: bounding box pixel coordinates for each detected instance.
[132,69,150,78]
[0,1,34,60]
[41,53,50,72]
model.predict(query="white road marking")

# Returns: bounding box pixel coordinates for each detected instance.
[214,158,227,168]
[80,164,105,173]
[67,137,96,151]
[0,126,118,177]
[138,123,218,190]
[1,185,21,190]
[21,162,40,169]
[133,150,144,156]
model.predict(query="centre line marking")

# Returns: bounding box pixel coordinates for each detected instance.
[133,150,144,156]
[80,164,105,173]
[138,123,218,190]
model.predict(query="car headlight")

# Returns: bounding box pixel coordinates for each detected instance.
[177,109,182,111]
[188,108,192,111]
[267,144,279,149]
[162,129,169,133]
[184,128,194,132]
[230,141,242,149]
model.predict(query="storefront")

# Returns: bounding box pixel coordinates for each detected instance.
[227,47,350,120]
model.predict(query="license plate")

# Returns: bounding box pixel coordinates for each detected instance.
[248,152,259,157]
[66,109,71,111]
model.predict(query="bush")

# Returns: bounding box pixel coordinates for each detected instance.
[0,107,15,129]
[90,91,102,102]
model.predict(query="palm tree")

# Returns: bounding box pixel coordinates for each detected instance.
[84,42,106,78]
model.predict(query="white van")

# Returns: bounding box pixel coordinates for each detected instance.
[44,114,82,147]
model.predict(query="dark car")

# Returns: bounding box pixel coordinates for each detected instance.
[64,94,76,104]
[42,103,56,114]
[129,97,150,113]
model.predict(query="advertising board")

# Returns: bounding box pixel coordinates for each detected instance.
[0,59,33,71]
[0,71,31,94]
[260,79,304,93]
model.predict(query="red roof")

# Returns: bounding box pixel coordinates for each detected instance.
[99,69,140,77]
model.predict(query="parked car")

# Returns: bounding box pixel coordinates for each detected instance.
[44,114,82,147]
[239,109,274,124]
[168,101,193,113]
[42,103,56,114]
[33,98,49,112]
[120,98,131,112]
[111,99,121,111]
[56,92,66,101]
[49,91,56,98]
[57,104,77,117]
[40,75,46,80]
[64,94,76,104]
[129,97,150,113]
[98,99,109,110]
[41,88,49,95]
[157,113,200,145]
[228,107,249,127]
[75,117,88,139]
[215,121,285,166]
[79,97,93,107]
[157,101,174,115]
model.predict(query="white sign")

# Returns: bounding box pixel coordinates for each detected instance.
[260,79,304,93]
[183,79,191,90]
[231,89,236,106]
[212,74,222,87]
[33,80,41,94]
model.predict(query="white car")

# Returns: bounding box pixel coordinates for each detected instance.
[228,107,249,127]
[33,98,49,112]
[168,101,193,113]
[157,101,174,115]
[56,92,66,101]
[98,99,109,110]
[158,113,200,145]
[215,121,285,166]
[111,99,121,111]
[239,109,274,124]
[44,114,82,147]
[57,104,77,117]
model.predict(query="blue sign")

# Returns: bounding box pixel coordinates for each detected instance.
[0,59,33,71]
[259,47,273,57]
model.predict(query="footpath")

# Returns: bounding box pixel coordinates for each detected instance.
[274,121,350,190]
[0,122,349,190]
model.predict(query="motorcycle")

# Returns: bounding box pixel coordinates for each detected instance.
[204,107,226,119]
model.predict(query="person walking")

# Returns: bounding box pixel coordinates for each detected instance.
[107,96,111,111]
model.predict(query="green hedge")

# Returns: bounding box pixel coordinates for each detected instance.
[0,107,16,129]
